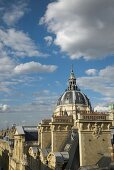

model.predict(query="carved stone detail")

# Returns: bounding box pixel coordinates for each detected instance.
[108,124,111,130]
[101,123,104,130]
[87,123,91,130]
[52,125,56,131]
[21,154,28,166]
[66,125,69,131]
[80,123,83,130]
[92,123,102,138]
[58,125,61,131]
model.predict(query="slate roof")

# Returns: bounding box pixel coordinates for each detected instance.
[15,126,38,141]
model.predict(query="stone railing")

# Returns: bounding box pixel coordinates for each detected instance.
[77,113,109,121]
[41,119,51,124]
[51,116,73,124]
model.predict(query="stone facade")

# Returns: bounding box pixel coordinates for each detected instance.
[8,126,38,170]
[77,113,112,166]
[38,119,51,149]
[50,116,73,152]
[0,139,10,170]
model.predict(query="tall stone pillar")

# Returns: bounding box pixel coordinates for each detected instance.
[38,119,51,149]
[13,134,25,161]
[77,113,112,166]
[50,116,73,152]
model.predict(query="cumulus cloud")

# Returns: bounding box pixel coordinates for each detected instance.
[2,0,29,26]
[41,0,114,59]
[0,57,15,74]
[0,28,42,57]
[0,90,59,128]
[14,61,57,74]
[0,47,15,92]
[0,32,56,92]
[0,43,16,92]
[77,65,114,97]
[0,104,10,112]
[44,36,53,46]
[94,105,109,112]
[99,65,114,81]
[85,69,97,76]
[31,90,58,112]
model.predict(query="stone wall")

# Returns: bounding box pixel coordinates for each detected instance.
[79,131,111,166]
[38,119,51,149]
[77,113,112,166]
[0,140,9,170]
[51,116,73,152]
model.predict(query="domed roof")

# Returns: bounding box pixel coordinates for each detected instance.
[56,68,92,109]
[57,90,91,107]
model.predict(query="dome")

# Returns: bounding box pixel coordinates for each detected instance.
[54,67,92,116]
[57,90,91,107]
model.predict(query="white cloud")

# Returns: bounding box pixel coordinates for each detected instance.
[0,31,56,93]
[0,57,15,74]
[94,105,109,112]
[31,90,58,112]
[0,104,10,112]
[77,65,114,97]
[41,0,114,59]
[0,28,42,57]
[0,85,10,93]
[44,36,53,46]
[0,90,59,128]
[99,65,114,81]
[2,0,29,26]
[85,69,97,76]
[55,80,61,86]
[11,90,57,115]
[14,61,57,74]
[0,42,15,79]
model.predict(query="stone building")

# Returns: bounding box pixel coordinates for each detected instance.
[54,68,92,117]
[0,68,114,170]
[0,125,15,170]
[9,126,38,170]
[36,69,113,169]
[35,70,113,170]
[0,139,10,170]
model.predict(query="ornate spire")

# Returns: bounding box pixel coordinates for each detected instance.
[68,66,77,91]
[70,64,76,79]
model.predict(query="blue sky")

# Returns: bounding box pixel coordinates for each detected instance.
[0,0,114,129]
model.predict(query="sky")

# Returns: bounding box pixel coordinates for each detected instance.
[0,0,114,129]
